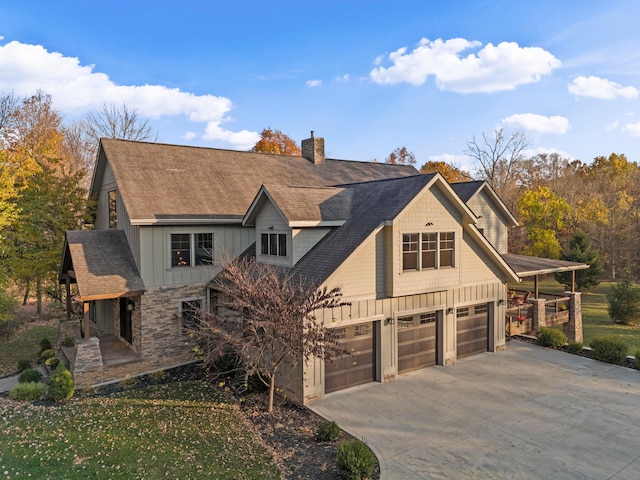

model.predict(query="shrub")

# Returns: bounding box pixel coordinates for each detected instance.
[118,375,136,388]
[19,368,43,383]
[45,356,60,369]
[39,338,52,352]
[61,336,75,347]
[607,275,640,325]
[17,359,32,372]
[316,420,341,442]
[566,341,583,355]
[48,363,74,401]
[336,439,376,480]
[590,336,628,365]
[9,382,46,401]
[40,348,55,360]
[149,370,166,381]
[536,327,567,348]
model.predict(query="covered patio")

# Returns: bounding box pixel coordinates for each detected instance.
[502,253,589,341]
[58,230,145,386]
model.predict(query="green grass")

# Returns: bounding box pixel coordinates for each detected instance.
[0,324,58,377]
[514,278,640,353]
[0,381,280,479]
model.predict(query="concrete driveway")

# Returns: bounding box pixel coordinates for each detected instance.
[310,340,640,480]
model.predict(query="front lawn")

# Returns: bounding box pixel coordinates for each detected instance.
[0,323,58,377]
[515,279,640,353]
[0,381,280,479]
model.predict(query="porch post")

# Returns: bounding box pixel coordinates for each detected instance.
[534,275,539,299]
[530,298,546,333]
[571,271,576,292]
[563,291,583,343]
[83,301,90,340]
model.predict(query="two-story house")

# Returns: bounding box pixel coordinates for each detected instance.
[59,133,585,402]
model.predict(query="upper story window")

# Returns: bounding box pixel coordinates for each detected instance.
[108,190,117,229]
[402,232,455,271]
[261,232,287,257]
[171,233,214,268]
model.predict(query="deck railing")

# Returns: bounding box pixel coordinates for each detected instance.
[506,291,573,338]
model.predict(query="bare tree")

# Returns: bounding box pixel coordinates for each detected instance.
[82,103,158,144]
[188,256,349,413]
[0,92,19,142]
[465,128,530,209]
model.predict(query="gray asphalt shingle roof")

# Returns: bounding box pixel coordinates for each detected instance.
[97,139,418,222]
[61,230,145,300]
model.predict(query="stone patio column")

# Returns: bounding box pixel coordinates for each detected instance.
[563,292,583,343]
[530,298,546,333]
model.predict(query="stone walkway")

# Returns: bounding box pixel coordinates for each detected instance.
[0,365,49,393]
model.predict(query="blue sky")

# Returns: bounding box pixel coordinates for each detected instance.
[1,1,639,173]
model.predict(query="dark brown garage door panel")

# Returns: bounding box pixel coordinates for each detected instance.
[398,312,437,374]
[325,323,375,394]
[456,304,488,358]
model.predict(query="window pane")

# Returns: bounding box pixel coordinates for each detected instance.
[171,234,191,267]
[440,232,454,267]
[269,233,278,255]
[456,307,469,318]
[402,233,419,270]
[181,300,201,332]
[420,313,436,324]
[398,316,414,329]
[261,234,269,255]
[278,233,287,257]
[108,190,117,229]
[421,233,437,269]
[354,324,372,336]
[195,233,213,265]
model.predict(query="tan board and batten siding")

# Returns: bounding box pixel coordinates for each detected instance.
[466,188,510,254]
[302,181,508,400]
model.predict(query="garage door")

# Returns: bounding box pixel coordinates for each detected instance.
[456,303,489,358]
[398,312,438,374]
[325,322,375,394]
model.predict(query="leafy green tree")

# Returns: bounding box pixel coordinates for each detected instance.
[555,232,604,290]
[0,92,89,312]
[518,186,570,258]
[607,274,640,325]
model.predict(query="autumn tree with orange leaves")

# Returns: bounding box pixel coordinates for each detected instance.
[251,128,301,156]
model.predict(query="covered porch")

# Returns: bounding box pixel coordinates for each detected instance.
[58,230,145,386]
[502,253,589,342]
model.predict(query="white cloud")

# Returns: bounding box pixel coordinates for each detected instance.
[370,38,560,93]
[305,79,322,88]
[622,121,640,136]
[502,113,570,134]
[0,40,259,149]
[605,121,619,132]
[568,76,639,99]
[181,131,197,140]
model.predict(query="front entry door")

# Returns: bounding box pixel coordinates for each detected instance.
[119,298,133,344]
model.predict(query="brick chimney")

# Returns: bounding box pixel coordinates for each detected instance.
[301,131,325,165]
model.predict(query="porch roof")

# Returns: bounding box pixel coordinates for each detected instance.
[59,230,145,301]
[502,253,589,278]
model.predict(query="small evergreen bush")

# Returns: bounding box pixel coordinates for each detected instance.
[39,338,52,352]
[9,382,46,401]
[45,356,60,369]
[19,368,43,384]
[40,348,55,360]
[566,341,583,355]
[336,439,376,480]
[316,420,341,442]
[48,363,74,401]
[590,336,628,365]
[17,359,32,372]
[536,327,567,348]
[61,336,75,347]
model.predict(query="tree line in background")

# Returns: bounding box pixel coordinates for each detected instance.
[1,92,637,324]
[0,91,158,317]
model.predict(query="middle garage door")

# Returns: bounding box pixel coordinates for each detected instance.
[398,312,438,374]
[456,303,489,359]
[325,322,375,394]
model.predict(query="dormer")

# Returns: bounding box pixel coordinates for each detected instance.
[243,184,352,267]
